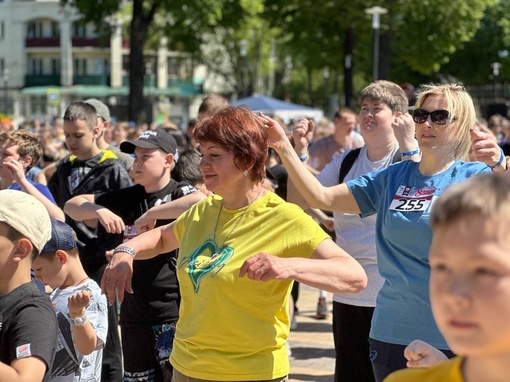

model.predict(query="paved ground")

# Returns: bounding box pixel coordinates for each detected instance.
[288,285,335,382]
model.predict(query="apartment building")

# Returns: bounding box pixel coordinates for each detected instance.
[0,0,203,124]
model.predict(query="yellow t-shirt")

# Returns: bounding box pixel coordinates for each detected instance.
[171,192,330,381]
[384,357,464,382]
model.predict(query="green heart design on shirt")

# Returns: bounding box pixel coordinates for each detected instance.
[179,236,234,292]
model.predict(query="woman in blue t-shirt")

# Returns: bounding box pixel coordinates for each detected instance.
[265,83,507,381]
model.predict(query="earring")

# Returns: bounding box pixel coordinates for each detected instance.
[243,170,248,176]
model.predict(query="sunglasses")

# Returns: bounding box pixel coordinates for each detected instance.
[412,109,457,125]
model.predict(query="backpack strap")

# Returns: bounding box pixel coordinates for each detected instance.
[338,148,362,184]
[338,146,401,184]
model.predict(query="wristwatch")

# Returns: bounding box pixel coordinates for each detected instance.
[70,315,88,326]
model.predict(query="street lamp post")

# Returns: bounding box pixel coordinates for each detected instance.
[491,62,502,100]
[2,68,8,114]
[365,6,388,81]
[239,40,247,98]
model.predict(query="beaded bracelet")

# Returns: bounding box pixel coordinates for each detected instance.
[113,245,137,258]
[487,148,505,169]
[299,155,308,162]
[400,149,420,158]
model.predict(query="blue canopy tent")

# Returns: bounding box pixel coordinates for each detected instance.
[231,95,323,124]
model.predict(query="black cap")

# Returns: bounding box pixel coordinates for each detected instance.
[41,219,77,253]
[120,128,178,155]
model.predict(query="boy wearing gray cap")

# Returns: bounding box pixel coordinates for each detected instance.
[0,190,57,382]
[32,219,108,382]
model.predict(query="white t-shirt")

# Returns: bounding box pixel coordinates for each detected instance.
[317,145,397,307]
[50,278,108,382]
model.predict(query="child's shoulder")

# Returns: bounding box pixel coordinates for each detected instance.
[385,356,464,382]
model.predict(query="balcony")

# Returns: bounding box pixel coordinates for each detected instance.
[25,75,61,87]
[73,75,111,86]
[72,37,110,48]
[25,37,60,48]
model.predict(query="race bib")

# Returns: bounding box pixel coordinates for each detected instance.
[389,186,436,212]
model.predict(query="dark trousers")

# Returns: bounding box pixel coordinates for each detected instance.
[332,301,375,382]
[86,263,123,382]
[368,338,456,382]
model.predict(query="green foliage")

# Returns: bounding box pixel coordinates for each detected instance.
[391,0,496,76]
[441,1,510,84]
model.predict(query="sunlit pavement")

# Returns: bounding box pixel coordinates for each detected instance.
[288,284,335,382]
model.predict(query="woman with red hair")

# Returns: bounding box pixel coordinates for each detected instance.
[103,106,367,382]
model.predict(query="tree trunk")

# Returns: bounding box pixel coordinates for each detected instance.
[128,0,153,123]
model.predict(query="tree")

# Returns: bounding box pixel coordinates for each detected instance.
[263,0,496,106]
[441,1,510,85]
[60,0,245,123]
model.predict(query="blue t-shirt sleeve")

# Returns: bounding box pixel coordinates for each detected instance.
[32,182,57,204]
[346,164,392,218]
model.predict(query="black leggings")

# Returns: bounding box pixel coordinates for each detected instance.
[332,301,375,382]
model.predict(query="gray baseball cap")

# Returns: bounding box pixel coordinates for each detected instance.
[85,98,111,122]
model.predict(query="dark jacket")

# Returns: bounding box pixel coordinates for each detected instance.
[48,150,132,270]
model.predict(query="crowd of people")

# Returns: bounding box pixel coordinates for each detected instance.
[0,83,510,382]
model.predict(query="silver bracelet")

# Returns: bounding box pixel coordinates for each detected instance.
[113,245,137,258]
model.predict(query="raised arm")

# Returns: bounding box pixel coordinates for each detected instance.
[67,290,100,355]
[263,115,359,213]
[6,159,65,221]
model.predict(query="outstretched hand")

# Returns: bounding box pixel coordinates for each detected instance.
[101,252,134,305]
[68,290,92,319]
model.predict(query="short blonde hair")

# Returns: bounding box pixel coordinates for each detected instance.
[359,80,408,114]
[415,84,475,160]
[430,173,510,229]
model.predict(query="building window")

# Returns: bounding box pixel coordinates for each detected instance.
[0,21,4,40]
[51,59,60,75]
[27,21,43,38]
[0,58,4,74]
[51,22,59,38]
[72,22,87,38]
[74,58,87,75]
[30,58,43,75]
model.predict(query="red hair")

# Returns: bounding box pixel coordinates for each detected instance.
[194,106,268,183]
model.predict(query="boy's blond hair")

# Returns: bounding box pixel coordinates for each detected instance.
[430,172,510,229]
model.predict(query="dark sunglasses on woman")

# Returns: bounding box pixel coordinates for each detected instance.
[412,109,457,125]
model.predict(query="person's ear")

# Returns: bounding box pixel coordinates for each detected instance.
[20,155,33,169]
[92,125,102,140]
[55,250,68,265]
[164,153,175,167]
[12,238,33,262]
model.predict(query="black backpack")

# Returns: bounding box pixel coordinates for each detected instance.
[338,148,401,184]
